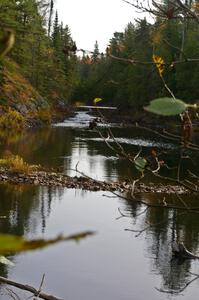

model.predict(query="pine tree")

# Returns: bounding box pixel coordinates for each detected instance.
[92,40,100,62]
[48,0,54,36]
[52,10,60,50]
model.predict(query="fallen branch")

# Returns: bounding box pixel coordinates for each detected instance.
[0,276,63,300]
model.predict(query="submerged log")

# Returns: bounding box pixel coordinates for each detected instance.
[172,242,199,259]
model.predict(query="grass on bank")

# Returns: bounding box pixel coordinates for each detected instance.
[0,152,39,173]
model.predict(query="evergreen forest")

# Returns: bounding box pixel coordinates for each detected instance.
[0,0,199,117]
[0,0,77,122]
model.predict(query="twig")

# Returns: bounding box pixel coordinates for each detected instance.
[110,190,199,212]
[163,38,187,60]
[34,274,45,300]
[116,207,132,220]
[152,172,199,193]
[109,53,199,67]
[176,194,190,210]
[176,0,199,24]
[125,210,189,237]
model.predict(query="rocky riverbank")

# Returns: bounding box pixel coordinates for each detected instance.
[0,167,189,194]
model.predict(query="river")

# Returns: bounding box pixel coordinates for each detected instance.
[0,111,199,300]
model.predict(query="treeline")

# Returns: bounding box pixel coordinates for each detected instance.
[1,1,199,112]
[0,0,77,104]
[73,15,199,109]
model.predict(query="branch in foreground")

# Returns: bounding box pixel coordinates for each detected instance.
[122,0,199,23]
[0,276,63,300]
[108,53,199,66]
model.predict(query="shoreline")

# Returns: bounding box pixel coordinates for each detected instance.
[0,168,189,194]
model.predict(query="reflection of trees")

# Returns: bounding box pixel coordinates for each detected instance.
[1,122,197,182]
[0,183,65,288]
[0,184,65,236]
[77,127,199,181]
[123,192,199,292]
[0,127,74,169]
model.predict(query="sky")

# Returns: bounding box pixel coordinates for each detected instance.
[55,0,141,53]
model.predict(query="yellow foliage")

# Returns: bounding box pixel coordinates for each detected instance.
[0,108,25,129]
[0,153,38,173]
[93,98,103,105]
[153,55,165,76]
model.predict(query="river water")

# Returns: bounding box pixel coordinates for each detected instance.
[0,111,199,300]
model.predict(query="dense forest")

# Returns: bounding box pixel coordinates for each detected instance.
[0,0,199,120]
[74,1,199,110]
[0,0,78,126]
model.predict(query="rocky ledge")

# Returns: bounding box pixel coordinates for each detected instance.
[0,168,189,194]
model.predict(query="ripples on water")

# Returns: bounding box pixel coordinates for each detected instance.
[79,137,176,149]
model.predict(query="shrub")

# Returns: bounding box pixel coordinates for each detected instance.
[0,108,25,129]
[0,152,38,173]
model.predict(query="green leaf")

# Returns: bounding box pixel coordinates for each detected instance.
[0,231,95,255]
[93,98,102,105]
[0,30,15,59]
[144,97,187,116]
[134,157,147,173]
[0,256,15,267]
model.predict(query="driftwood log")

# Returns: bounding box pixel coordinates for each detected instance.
[0,276,63,300]
[172,242,199,259]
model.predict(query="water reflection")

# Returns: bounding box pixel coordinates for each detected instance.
[0,186,199,298]
[0,111,198,182]
[0,112,199,299]
[123,192,199,294]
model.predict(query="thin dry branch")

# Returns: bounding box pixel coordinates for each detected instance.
[0,276,63,300]
[163,38,187,60]
[34,274,45,300]
[176,0,199,24]
[122,0,199,22]
[109,53,199,67]
[116,206,149,220]
[110,189,199,212]
[152,172,199,193]
[125,210,189,237]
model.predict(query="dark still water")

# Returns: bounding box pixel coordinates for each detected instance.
[0,112,199,300]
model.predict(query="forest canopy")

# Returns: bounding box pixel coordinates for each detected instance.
[0,0,77,105]
[0,0,199,112]
[73,0,199,109]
